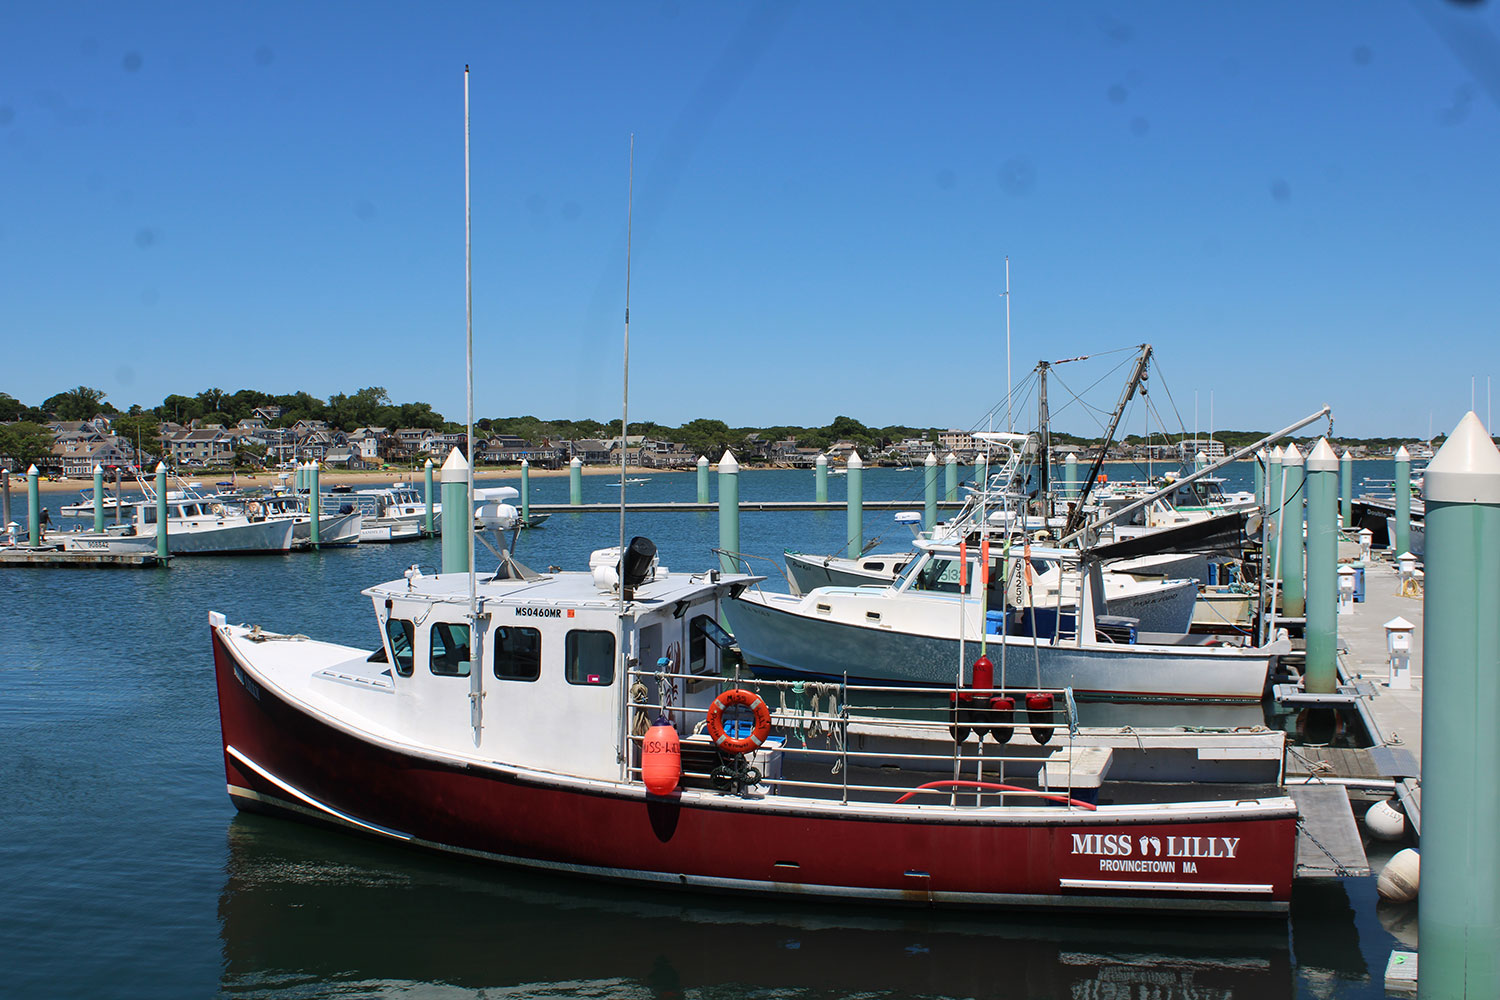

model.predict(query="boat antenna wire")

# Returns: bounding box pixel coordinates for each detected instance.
[619,133,634,621]
[464,66,482,743]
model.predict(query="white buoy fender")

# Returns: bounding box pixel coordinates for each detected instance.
[1377,848,1420,903]
[1365,799,1407,842]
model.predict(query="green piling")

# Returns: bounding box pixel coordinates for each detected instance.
[1394,445,1412,557]
[424,458,436,534]
[520,459,530,523]
[1418,411,1500,999]
[1279,444,1305,617]
[1254,449,1266,509]
[815,453,827,503]
[440,448,470,574]
[309,461,321,549]
[93,464,104,534]
[569,457,582,505]
[1340,449,1353,529]
[1304,439,1339,692]
[847,451,864,556]
[718,450,739,573]
[155,462,168,560]
[1064,452,1078,502]
[1268,446,1284,567]
[696,455,709,504]
[1196,450,1208,475]
[27,464,40,547]
[944,452,958,501]
[923,452,938,531]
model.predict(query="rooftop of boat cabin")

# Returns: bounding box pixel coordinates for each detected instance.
[363,563,759,611]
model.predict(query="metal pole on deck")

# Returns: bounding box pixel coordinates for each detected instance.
[718,450,739,573]
[1280,444,1306,618]
[847,451,864,556]
[441,448,470,574]
[924,451,938,531]
[1304,439,1338,692]
[1418,412,1500,999]
[1395,445,1412,557]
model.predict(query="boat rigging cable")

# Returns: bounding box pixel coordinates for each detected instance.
[464,66,482,745]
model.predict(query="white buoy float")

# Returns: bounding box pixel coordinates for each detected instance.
[1365,799,1407,841]
[1377,847,1420,903]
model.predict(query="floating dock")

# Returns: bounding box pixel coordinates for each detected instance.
[530,500,967,514]
[0,546,168,568]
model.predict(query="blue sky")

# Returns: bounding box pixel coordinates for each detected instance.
[3,2,1497,438]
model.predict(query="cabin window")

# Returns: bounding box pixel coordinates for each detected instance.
[493,626,541,681]
[689,615,713,673]
[143,506,156,525]
[385,618,415,676]
[565,630,615,686]
[429,622,471,677]
[910,556,965,594]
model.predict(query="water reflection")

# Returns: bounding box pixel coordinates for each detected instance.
[219,814,1294,999]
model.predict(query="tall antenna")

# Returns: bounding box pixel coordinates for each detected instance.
[619,134,634,617]
[1003,257,1012,432]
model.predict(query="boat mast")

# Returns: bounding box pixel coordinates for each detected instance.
[1037,361,1050,517]
[464,66,482,744]
[619,134,634,619]
[1062,343,1153,537]
[1003,257,1012,433]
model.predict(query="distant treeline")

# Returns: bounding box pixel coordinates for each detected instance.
[1,385,1432,458]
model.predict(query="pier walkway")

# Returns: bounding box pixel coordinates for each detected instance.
[530,500,967,514]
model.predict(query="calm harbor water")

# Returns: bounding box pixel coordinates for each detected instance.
[3,464,1414,998]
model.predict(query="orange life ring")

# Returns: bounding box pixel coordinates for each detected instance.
[705,688,772,755]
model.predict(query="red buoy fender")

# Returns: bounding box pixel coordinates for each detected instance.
[706,689,772,755]
[641,720,681,795]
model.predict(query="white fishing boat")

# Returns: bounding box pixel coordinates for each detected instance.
[322,483,440,543]
[240,491,363,548]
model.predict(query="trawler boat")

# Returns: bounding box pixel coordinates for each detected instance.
[322,483,440,543]
[94,497,295,554]
[237,491,363,549]
[210,533,1305,914]
[726,537,1286,701]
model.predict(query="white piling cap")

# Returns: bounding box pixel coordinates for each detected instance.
[425,457,434,469]
[1196,451,1208,463]
[1256,448,1268,459]
[1306,438,1338,472]
[719,450,738,473]
[1281,443,1304,466]
[697,455,708,467]
[945,452,958,463]
[441,447,469,482]
[1271,446,1283,461]
[1384,615,1415,631]
[1066,452,1078,462]
[521,458,529,468]
[27,464,37,474]
[848,451,863,468]
[156,462,166,473]
[1394,445,1411,462]
[1425,411,1500,504]
[924,452,936,466]
[1341,449,1352,460]
[570,456,582,468]
[93,463,103,474]
[815,453,827,466]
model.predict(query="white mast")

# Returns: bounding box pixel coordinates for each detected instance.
[619,134,634,618]
[464,66,481,743]
[1003,257,1012,432]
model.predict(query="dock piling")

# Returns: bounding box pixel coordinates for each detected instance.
[1340,449,1353,529]
[718,450,739,573]
[1417,411,1500,998]
[1395,445,1412,556]
[1280,444,1306,617]
[569,457,582,506]
[696,455,709,504]
[309,461,321,548]
[924,452,937,531]
[440,448,470,574]
[1254,448,1266,506]
[155,462,168,560]
[945,452,958,501]
[520,459,530,523]
[27,464,40,547]
[1065,452,1078,502]
[424,458,436,534]
[815,453,827,503]
[93,464,104,534]
[1269,446,1284,567]
[1304,439,1339,692]
[847,451,864,557]
[2,469,9,536]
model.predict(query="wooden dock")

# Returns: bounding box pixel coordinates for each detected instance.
[0,546,167,568]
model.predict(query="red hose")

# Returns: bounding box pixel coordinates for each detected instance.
[894,779,1097,810]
